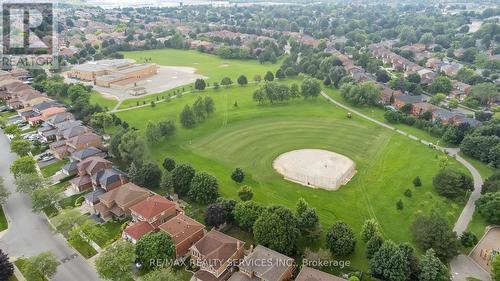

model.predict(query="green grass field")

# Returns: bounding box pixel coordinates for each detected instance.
[117,82,468,270]
[40,160,68,178]
[118,49,282,109]
[0,206,8,231]
[90,91,119,111]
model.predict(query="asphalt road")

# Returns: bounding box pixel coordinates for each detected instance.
[0,131,102,281]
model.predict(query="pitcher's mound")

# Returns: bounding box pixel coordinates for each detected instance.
[273,149,356,191]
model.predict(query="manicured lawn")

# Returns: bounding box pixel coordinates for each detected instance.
[40,160,68,178]
[0,206,8,231]
[90,90,119,111]
[119,48,282,108]
[94,219,127,248]
[117,82,469,270]
[42,205,59,218]
[69,238,97,258]
[59,193,85,209]
[323,88,441,144]
[466,211,489,247]
[51,179,72,194]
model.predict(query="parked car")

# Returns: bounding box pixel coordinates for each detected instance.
[40,155,55,162]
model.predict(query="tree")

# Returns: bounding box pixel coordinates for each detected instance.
[482,172,500,194]
[132,161,162,189]
[118,130,146,165]
[171,164,195,196]
[221,77,233,87]
[326,221,356,256]
[162,157,176,172]
[0,177,9,205]
[429,76,452,94]
[136,232,175,270]
[109,129,126,159]
[301,78,321,98]
[14,173,47,194]
[253,205,300,256]
[10,156,36,177]
[90,112,113,132]
[194,78,206,90]
[411,212,459,261]
[231,168,245,183]
[433,169,473,198]
[192,97,207,122]
[469,83,499,106]
[459,231,478,247]
[10,139,31,156]
[429,93,447,105]
[264,71,274,82]
[180,105,196,128]
[96,241,135,281]
[216,197,237,223]
[492,254,500,281]
[204,96,215,115]
[296,198,320,238]
[413,176,422,187]
[369,240,410,281]
[23,252,60,281]
[475,192,500,224]
[238,186,253,201]
[188,172,219,204]
[158,120,176,137]
[51,209,87,236]
[418,249,450,281]
[233,200,264,231]
[237,75,248,86]
[340,82,381,106]
[145,121,161,144]
[361,219,380,243]
[204,203,228,227]
[31,188,60,212]
[275,69,285,79]
[0,249,13,281]
[141,268,180,281]
[396,199,404,210]
[253,74,262,82]
[4,124,20,136]
[366,234,384,259]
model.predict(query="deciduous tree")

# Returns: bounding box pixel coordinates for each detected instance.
[188,172,219,204]
[136,232,175,270]
[96,241,135,281]
[326,221,356,256]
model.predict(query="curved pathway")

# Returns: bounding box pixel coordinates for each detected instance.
[0,132,102,281]
[320,92,482,234]
[320,91,490,280]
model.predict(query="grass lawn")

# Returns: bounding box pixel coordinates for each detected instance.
[117,82,469,270]
[8,275,18,281]
[40,160,68,178]
[119,48,282,109]
[0,206,8,231]
[42,205,59,218]
[14,258,48,281]
[90,90,119,111]
[59,193,85,209]
[51,179,72,194]
[69,238,98,258]
[323,88,442,144]
[94,219,127,248]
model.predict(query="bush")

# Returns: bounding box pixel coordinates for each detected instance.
[238,186,253,201]
[475,192,500,224]
[459,231,478,248]
[413,176,422,187]
[231,168,245,183]
[404,189,412,198]
[74,196,84,207]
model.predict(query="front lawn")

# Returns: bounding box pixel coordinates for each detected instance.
[14,258,48,281]
[94,219,127,248]
[69,238,97,259]
[0,206,8,231]
[40,160,68,178]
[42,205,59,218]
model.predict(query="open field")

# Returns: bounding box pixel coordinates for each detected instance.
[90,91,119,111]
[118,49,282,109]
[117,82,469,270]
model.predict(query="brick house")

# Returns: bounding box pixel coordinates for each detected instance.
[295,267,347,281]
[190,229,245,281]
[158,213,205,258]
[93,183,151,221]
[228,245,294,281]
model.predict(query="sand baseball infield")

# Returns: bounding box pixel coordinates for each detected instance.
[273,149,356,191]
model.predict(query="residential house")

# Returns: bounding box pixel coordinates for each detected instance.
[411,102,438,116]
[61,161,79,176]
[440,63,462,77]
[394,95,423,109]
[69,157,112,192]
[56,125,90,141]
[295,267,347,281]
[432,108,464,124]
[93,183,150,220]
[379,84,402,105]
[91,168,128,191]
[28,107,67,125]
[190,229,245,281]
[45,112,75,127]
[70,147,106,162]
[122,195,179,243]
[158,213,205,258]
[417,69,437,84]
[228,245,294,281]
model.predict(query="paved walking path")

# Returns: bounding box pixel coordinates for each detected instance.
[0,131,102,281]
[320,91,490,280]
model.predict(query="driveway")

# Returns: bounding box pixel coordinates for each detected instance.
[0,131,102,281]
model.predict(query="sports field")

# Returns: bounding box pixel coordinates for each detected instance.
[117,82,467,269]
[118,49,282,109]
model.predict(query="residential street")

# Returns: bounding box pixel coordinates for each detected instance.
[0,131,102,281]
